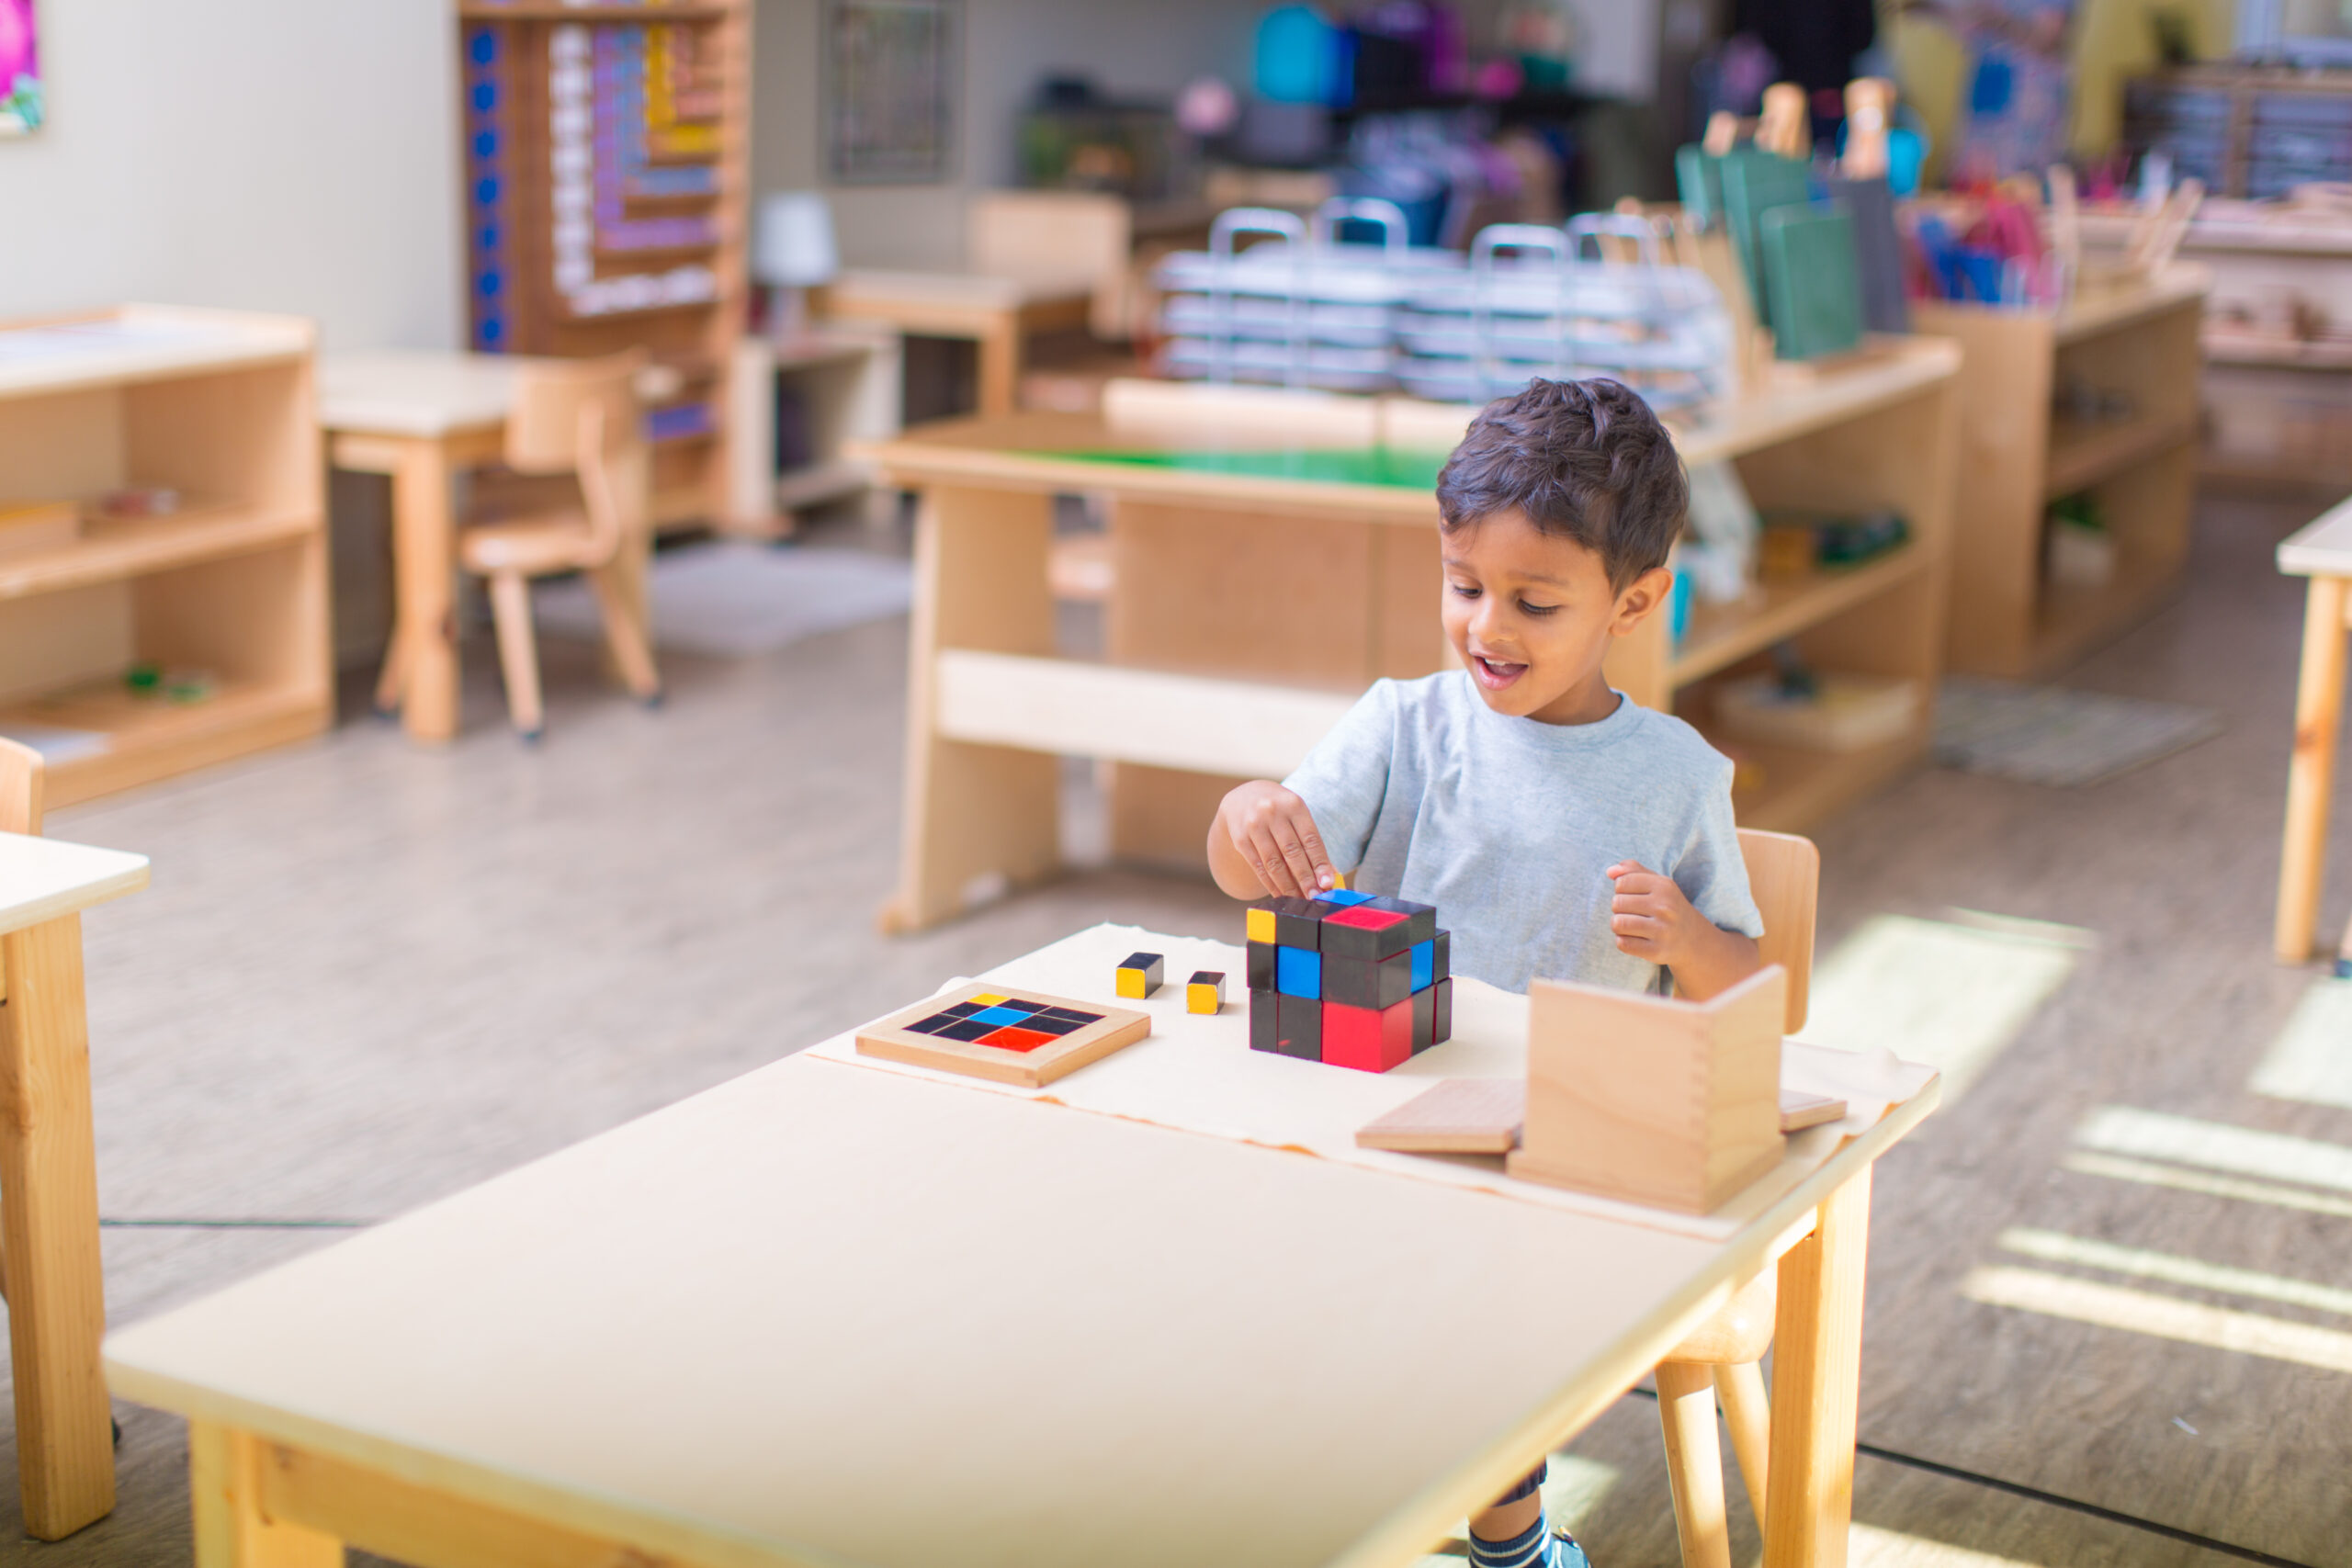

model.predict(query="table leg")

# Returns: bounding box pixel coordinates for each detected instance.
[1762,1164,1873,1568]
[2277,574,2348,963]
[190,1425,341,1568]
[881,486,1061,932]
[390,436,462,744]
[0,914,115,1540]
[977,315,1021,419]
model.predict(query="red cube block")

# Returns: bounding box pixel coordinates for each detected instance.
[1321,997,1414,1073]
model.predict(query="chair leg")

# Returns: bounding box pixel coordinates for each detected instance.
[486,571,545,739]
[1716,1358,1771,1529]
[373,626,408,716]
[584,564,661,702]
[1657,1360,1733,1568]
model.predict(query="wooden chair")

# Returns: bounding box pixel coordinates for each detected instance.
[1654,827,1819,1568]
[0,737,40,1303]
[374,352,662,740]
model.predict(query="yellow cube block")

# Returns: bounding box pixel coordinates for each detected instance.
[1114,951,1163,998]
[1185,972,1227,1015]
[1245,907,1277,943]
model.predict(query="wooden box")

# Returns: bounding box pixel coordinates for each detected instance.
[1506,965,1787,1214]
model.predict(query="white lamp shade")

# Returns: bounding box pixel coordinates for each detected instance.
[754,191,840,288]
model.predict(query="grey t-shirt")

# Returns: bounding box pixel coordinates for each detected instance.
[1283,671,1763,996]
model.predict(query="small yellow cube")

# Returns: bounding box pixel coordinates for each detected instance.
[1115,951,1164,998]
[1186,971,1227,1015]
[1245,906,1277,943]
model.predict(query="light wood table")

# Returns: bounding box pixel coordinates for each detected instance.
[865,347,1959,931]
[2275,495,2352,964]
[0,829,149,1539]
[105,924,1937,1568]
[824,268,1095,419]
[320,350,668,745]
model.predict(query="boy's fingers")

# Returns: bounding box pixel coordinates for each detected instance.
[1244,825,1297,896]
[1295,818,1336,888]
[1269,819,1322,897]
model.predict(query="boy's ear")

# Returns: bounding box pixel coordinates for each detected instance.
[1606,566,1677,637]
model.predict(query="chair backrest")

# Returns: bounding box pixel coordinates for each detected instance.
[0,735,40,835]
[503,352,648,561]
[1737,827,1817,1034]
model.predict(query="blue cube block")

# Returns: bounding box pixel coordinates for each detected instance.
[1410,939,1433,991]
[1276,945,1322,999]
[1313,887,1374,907]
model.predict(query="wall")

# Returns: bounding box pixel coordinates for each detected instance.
[752,0,1264,269]
[1887,0,2236,175]
[0,0,462,349]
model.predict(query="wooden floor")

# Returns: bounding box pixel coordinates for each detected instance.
[6,489,2349,1566]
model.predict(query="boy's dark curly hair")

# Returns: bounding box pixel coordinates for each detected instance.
[1433,378,1688,592]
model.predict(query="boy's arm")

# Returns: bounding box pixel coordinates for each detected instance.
[1208,780,1340,900]
[1604,862,1763,1001]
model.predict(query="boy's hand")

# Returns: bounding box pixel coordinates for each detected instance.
[1605,861,1706,966]
[1213,781,1337,898]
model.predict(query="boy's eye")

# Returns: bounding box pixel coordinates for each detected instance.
[1450,582,1482,599]
[1518,599,1559,616]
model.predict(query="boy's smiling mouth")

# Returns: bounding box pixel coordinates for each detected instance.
[1469,651,1529,691]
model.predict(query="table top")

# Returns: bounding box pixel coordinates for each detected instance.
[831,266,1098,311]
[2279,493,2352,577]
[0,305,311,401]
[105,925,1936,1568]
[319,349,684,439]
[863,338,1961,520]
[0,830,149,939]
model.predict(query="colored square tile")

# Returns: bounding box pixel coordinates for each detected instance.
[1410,940,1433,992]
[1359,897,1438,946]
[1275,945,1322,999]
[1037,1006,1101,1024]
[1322,905,1416,962]
[1325,906,1408,931]
[978,1026,1056,1053]
[1023,1015,1082,1036]
[1268,897,1335,950]
[1313,887,1374,907]
[1245,905,1278,943]
[933,1018,996,1043]
[970,993,1009,1005]
[903,1014,954,1035]
[967,1005,1031,1028]
[939,1001,985,1019]
[1246,940,1277,990]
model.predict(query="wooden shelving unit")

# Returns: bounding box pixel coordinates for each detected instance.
[456,0,750,530]
[0,306,330,807]
[1913,267,2210,679]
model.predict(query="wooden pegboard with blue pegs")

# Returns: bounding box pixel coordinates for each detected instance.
[1245,890,1452,1072]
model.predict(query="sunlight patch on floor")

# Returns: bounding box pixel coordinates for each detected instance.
[1997,1227,2352,1315]
[1840,1522,2049,1566]
[1794,912,2085,1102]
[2075,1106,2352,1193]
[1962,1266,2352,1373]
[2062,1151,2352,1217]
[2249,978,2352,1111]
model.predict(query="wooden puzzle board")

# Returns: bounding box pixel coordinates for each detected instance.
[815,925,1940,1243]
[856,983,1150,1089]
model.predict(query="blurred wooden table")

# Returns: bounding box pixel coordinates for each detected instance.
[0,813,149,1539]
[2276,494,2352,965]
[825,269,1093,419]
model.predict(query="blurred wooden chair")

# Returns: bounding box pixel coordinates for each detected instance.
[1655,827,1820,1568]
[375,352,661,740]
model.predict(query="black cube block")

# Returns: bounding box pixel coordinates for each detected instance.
[1269,897,1334,950]
[1358,895,1438,947]
[1409,984,1435,1053]
[1432,930,1451,981]
[1324,949,1414,1010]
[1246,940,1277,990]
[1249,988,1280,1053]
[1274,991,1322,1059]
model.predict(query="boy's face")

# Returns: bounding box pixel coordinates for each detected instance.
[1440,508,1672,726]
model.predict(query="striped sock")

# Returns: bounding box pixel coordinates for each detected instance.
[1466,1512,1592,1568]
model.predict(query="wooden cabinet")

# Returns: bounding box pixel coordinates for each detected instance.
[1913,268,2210,678]
[0,306,331,807]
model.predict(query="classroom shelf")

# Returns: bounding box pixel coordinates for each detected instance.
[1670,546,1932,688]
[1711,722,1935,834]
[1914,266,2209,678]
[0,504,315,604]
[2,679,328,811]
[2044,412,2197,498]
[2202,336,2352,371]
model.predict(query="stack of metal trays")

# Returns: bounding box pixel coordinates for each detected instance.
[1394,217,1736,409]
[1158,199,1463,391]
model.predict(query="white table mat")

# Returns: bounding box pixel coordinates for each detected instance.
[806,922,1937,1243]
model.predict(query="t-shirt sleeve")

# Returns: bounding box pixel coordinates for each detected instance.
[1280,681,1399,876]
[1673,754,1765,939]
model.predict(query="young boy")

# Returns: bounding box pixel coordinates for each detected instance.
[1205,377,1766,1568]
